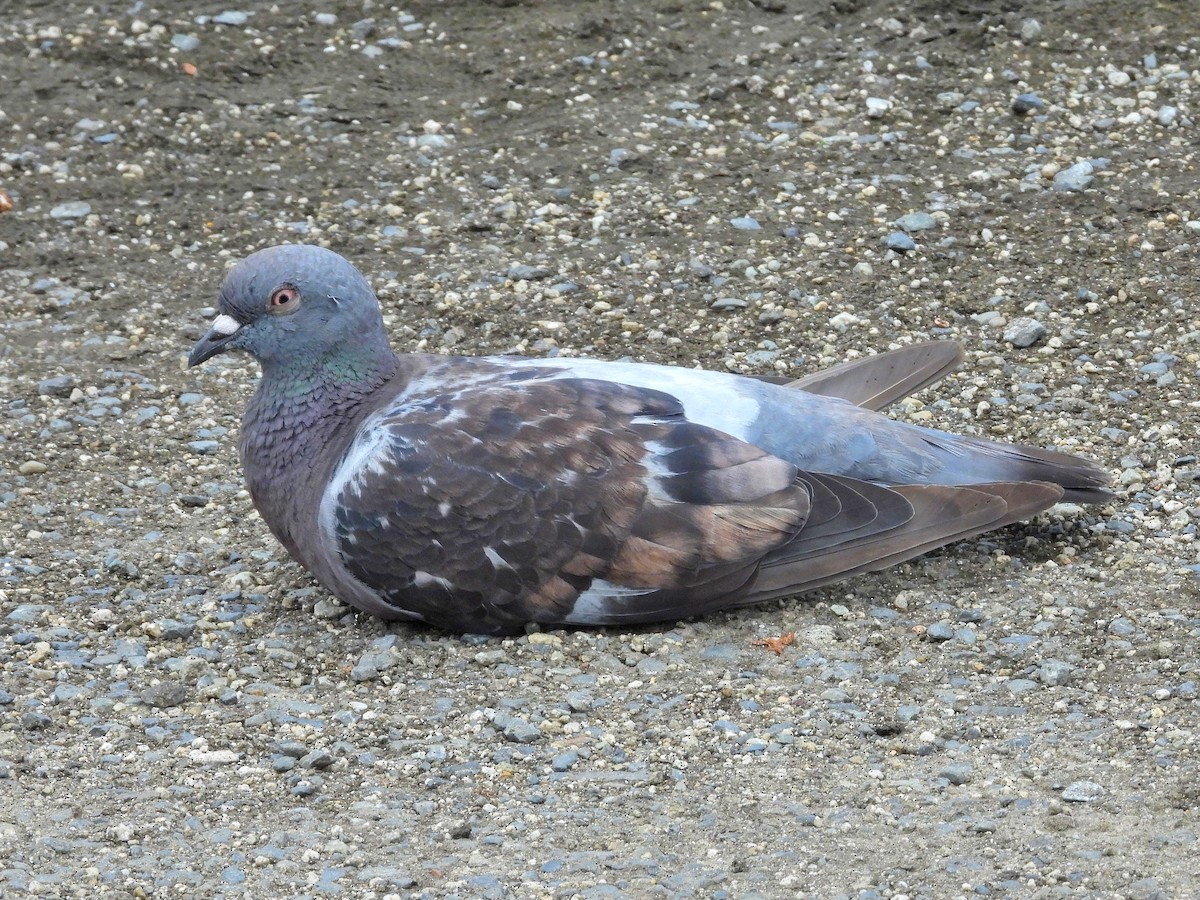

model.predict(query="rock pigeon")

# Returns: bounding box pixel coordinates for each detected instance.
[189,244,1112,634]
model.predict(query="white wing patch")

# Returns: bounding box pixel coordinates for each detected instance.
[640,439,676,501]
[483,547,513,570]
[519,357,762,439]
[413,570,454,591]
[318,415,392,546]
[567,579,656,624]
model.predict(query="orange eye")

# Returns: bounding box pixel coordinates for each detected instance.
[269,286,299,310]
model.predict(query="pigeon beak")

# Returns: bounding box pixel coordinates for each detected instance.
[188,314,243,367]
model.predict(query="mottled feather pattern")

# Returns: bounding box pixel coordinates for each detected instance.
[325,363,810,631]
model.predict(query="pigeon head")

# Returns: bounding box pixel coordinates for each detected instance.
[188,244,390,373]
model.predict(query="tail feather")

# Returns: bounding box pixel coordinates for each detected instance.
[932,433,1114,504]
[785,341,966,411]
[748,481,1065,604]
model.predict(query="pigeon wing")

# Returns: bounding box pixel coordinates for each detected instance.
[322,367,812,633]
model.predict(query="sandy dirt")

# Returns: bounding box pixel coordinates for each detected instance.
[1,1,1199,897]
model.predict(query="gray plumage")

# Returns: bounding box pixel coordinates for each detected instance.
[189,244,1112,634]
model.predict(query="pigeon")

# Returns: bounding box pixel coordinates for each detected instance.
[188,244,1112,635]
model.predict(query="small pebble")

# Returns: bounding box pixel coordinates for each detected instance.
[1003,317,1047,348]
[300,749,334,770]
[291,777,322,797]
[1038,659,1074,686]
[507,263,552,281]
[1012,93,1046,114]
[551,750,579,772]
[865,97,892,117]
[1062,781,1105,802]
[213,11,251,26]
[940,763,973,785]
[37,375,76,396]
[926,622,955,641]
[1053,161,1095,192]
[895,212,936,233]
[50,201,92,219]
[141,682,190,708]
[503,717,541,743]
[711,297,747,310]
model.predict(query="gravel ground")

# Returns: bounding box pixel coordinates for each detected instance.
[2,1,1199,897]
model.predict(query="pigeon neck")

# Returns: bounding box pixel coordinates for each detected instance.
[247,340,400,463]
[262,336,398,392]
[240,342,401,557]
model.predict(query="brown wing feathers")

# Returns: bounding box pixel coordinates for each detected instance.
[333,372,812,631]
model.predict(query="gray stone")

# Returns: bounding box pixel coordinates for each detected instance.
[290,776,322,796]
[884,232,916,252]
[141,682,190,708]
[636,658,667,676]
[159,619,195,640]
[22,711,52,730]
[213,11,251,26]
[926,622,955,641]
[50,201,92,219]
[895,212,936,233]
[1012,93,1046,114]
[1006,678,1040,694]
[37,375,77,397]
[1053,161,1095,191]
[507,263,553,281]
[351,636,400,681]
[1003,317,1047,348]
[502,717,541,743]
[551,750,579,771]
[8,604,49,623]
[1038,659,1074,686]
[744,349,780,366]
[566,691,593,712]
[300,749,334,770]
[865,97,892,117]
[940,763,973,785]
[1062,780,1105,802]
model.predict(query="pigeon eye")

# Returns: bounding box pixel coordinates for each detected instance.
[269,286,300,312]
